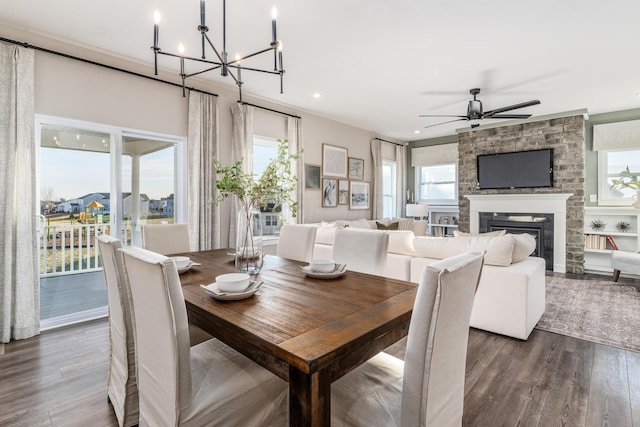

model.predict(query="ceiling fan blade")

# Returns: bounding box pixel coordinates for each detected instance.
[424,118,467,129]
[484,100,540,116]
[485,114,532,119]
[419,114,468,118]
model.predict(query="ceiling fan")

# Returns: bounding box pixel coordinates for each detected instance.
[419,88,541,129]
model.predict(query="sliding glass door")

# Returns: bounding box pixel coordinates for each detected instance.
[37,115,185,329]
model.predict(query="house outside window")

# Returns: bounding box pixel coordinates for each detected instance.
[253,136,281,236]
[382,161,396,218]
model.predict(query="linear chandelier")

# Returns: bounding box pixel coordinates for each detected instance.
[152,0,284,101]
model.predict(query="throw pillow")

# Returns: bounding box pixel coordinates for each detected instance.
[398,219,413,231]
[453,229,506,237]
[376,221,399,230]
[510,233,536,262]
[386,230,416,256]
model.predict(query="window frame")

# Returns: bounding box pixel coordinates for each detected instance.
[597,149,640,206]
[382,160,396,218]
[416,162,458,205]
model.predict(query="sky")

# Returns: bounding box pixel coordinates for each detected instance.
[40,147,175,201]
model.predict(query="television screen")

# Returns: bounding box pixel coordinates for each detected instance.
[476,149,553,189]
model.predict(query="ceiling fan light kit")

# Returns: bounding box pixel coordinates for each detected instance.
[420,88,541,129]
[151,0,285,101]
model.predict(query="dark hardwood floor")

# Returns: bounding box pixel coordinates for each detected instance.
[1,276,639,426]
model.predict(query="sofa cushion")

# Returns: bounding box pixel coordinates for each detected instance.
[413,235,515,266]
[510,233,536,262]
[453,229,506,237]
[349,218,374,229]
[376,221,399,230]
[387,231,416,256]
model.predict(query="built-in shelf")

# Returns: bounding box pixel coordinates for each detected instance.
[427,205,459,237]
[584,206,640,274]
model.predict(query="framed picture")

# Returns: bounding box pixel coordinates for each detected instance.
[304,164,321,189]
[349,181,370,210]
[322,178,338,207]
[348,157,364,180]
[338,180,349,205]
[322,144,348,178]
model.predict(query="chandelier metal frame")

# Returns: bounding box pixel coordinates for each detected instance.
[152,0,284,101]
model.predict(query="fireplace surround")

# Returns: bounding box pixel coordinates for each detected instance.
[465,193,572,273]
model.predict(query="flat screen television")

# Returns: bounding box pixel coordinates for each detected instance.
[476,149,553,189]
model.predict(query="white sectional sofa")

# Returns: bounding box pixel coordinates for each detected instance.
[308,219,546,340]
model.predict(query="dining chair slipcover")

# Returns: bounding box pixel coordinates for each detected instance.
[331,251,485,427]
[120,247,288,427]
[276,223,317,262]
[141,223,192,255]
[96,235,139,427]
[332,228,389,276]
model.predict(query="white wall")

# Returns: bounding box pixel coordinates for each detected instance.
[8,28,401,247]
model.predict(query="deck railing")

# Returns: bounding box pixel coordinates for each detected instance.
[39,224,133,277]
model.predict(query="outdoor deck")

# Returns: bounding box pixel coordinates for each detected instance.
[40,271,107,329]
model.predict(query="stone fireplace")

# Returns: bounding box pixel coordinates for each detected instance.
[466,193,572,272]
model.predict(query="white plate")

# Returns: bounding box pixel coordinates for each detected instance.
[200,280,263,300]
[177,263,193,274]
[301,264,347,279]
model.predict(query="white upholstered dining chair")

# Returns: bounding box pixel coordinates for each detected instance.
[276,223,317,262]
[141,223,191,255]
[96,235,139,427]
[119,246,288,427]
[332,228,389,276]
[331,251,485,427]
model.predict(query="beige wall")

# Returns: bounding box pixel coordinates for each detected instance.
[11,30,400,246]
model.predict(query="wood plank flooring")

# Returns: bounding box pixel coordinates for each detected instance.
[1,287,639,426]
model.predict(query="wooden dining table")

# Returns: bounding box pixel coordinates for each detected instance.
[178,248,417,427]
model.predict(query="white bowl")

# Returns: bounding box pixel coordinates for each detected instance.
[171,256,191,269]
[309,259,335,273]
[216,273,251,292]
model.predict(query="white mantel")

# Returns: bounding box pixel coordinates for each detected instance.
[465,193,573,273]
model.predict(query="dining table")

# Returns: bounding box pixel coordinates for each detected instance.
[178,248,417,427]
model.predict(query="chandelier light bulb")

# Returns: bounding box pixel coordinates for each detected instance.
[235,53,242,63]
[153,10,161,24]
[277,41,283,51]
[178,43,185,55]
[271,6,278,20]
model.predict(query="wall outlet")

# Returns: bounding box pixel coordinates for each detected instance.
[590,194,597,203]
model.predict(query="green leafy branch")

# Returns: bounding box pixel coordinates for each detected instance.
[610,166,640,191]
[212,139,302,217]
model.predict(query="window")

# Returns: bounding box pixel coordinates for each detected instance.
[598,149,640,205]
[253,136,281,236]
[382,161,396,218]
[417,163,457,204]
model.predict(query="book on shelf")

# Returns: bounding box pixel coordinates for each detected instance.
[606,235,618,250]
[584,234,607,250]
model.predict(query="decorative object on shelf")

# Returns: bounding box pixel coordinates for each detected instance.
[590,218,606,231]
[212,139,301,273]
[151,0,285,101]
[406,203,428,220]
[610,166,640,209]
[616,221,631,232]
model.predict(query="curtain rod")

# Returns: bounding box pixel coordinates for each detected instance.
[374,137,406,147]
[0,36,218,98]
[240,101,301,119]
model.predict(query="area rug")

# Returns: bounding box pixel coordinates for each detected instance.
[535,276,640,352]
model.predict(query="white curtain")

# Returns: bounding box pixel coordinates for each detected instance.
[287,117,304,223]
[229,103,254,246]
[0,43,39,343]
[395,144,407,218]
[370,139,383,219]
[187,91,220,250]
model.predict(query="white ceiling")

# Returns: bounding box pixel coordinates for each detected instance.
[2,0,640,142]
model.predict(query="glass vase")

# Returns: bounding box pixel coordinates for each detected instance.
[235,207,264,274]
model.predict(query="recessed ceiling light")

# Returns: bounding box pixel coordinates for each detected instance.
[313,93,321,98]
